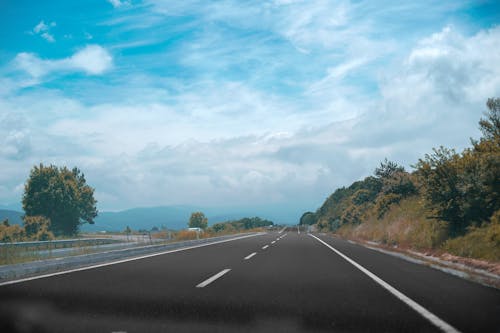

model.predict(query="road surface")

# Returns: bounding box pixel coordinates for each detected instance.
[0,230,499,332]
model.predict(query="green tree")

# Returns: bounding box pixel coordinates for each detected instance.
[189,212,208,230]
[479,98,500,141]
[299,212,317,225]
[416,99,500,235]
[374,158,405,179]
[212,223,226,232]
[22,164,98,236]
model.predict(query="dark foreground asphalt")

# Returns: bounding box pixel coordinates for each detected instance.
[0,230,499,332]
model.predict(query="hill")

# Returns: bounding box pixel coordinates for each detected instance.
[304,98,500,261]
[82,203,306,232]
[0,209,23,225]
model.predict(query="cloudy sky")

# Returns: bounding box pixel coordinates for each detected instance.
[0,0,499,214]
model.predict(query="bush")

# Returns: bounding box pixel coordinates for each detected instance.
[0,224,25,242]
[23,215,54,241]
[443,221,500,261]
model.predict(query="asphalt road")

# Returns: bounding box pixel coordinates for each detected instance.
[0,229,499,332]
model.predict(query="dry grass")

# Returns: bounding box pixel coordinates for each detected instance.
[443,222,500,261]
[336,197,448,250]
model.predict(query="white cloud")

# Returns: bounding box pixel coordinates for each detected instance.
[32,20,56,42]
[2,2,499,212]
[41,32,55,43]
[107,0,131,8]
[33,21,48,34]
[13,45,113,79]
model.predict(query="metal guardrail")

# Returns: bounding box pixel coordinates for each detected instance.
[0,233,262,281]
[0,238,120,248]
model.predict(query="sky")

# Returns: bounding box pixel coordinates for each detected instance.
[0,0,499,215]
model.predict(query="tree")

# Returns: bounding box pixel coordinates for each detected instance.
[479,98,500,141]
[299,212,317,225]
[189,212,208,230]
[22,164,98,236]
[374,158,405,179]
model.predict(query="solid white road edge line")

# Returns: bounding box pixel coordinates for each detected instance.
[309,234,461,333]
[0,233,264,287]
[262,245,269,249]
[244,252,257,260]
[196,269,231,288]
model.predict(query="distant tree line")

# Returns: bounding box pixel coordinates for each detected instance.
[211,217,274,232]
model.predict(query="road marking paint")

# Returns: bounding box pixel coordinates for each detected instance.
[278,227,286,234]
[262,245,269,249]
[271,241,276,244]
[0,233,265,287]
[244,252,257,260]
[309,234,460,333]
[196,269,231,288]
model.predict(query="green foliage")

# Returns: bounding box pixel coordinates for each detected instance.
[416,143,499,236]
[413,99,499,236]
[443,210,500,261]
[212,222,226,232]
[479,98,500,141]
[23,215,54,241]
[315,176,383,229]
[308,97,500,261]
[22,164,98,236]
[210,217,273,232]
[374,158,405,179]
[189,212,208,229]
[374,193,402,219]
[299,212,317,225]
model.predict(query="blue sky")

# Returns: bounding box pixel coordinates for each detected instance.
[0,0,499,215]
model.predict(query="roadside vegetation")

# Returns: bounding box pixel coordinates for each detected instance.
[302,98,500,262]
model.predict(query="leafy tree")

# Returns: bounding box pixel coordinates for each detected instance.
[2,218,9,227]
[300,212,317,225]
[189,212,208,230]
[212,223,226,232]
[479,98,500,141]
[22,164,98,236]
[375,158,405,179]
[416,99,500,236]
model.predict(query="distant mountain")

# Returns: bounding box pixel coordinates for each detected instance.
[83,203,309,232]
[83,206,197,232]
[0,209,23,225]
[0,203,310,233]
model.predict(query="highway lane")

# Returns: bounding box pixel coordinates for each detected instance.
[0,229,499,332]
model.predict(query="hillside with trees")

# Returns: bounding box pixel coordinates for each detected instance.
[305,98,500,261]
